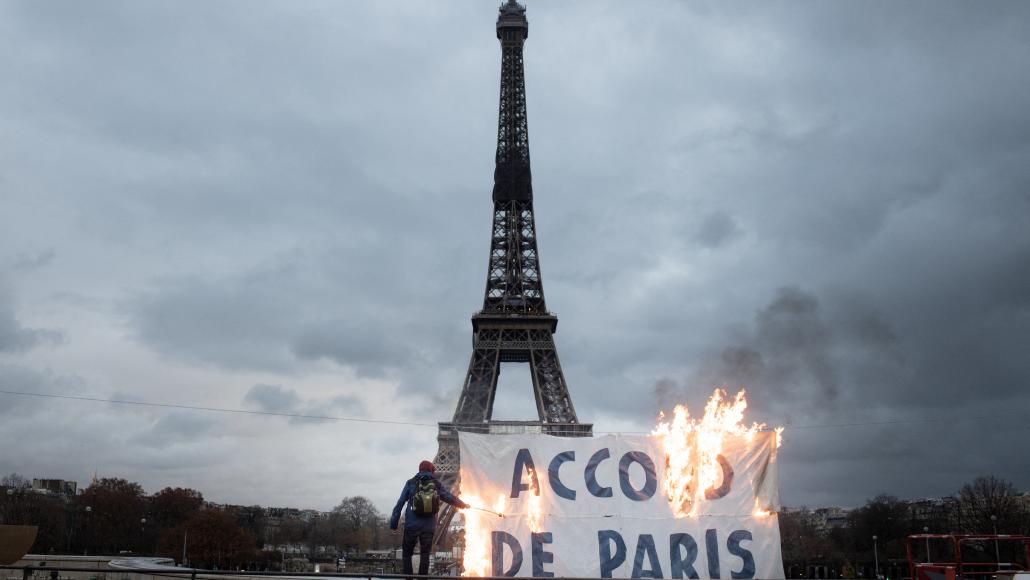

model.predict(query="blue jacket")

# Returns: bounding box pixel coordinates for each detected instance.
[389,471,466,533]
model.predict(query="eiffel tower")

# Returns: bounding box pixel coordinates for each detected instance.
[432,0,593,547]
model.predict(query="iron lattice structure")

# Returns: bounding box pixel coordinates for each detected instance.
[432,0,593,550]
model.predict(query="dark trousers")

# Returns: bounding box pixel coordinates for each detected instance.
[402,529,434,577]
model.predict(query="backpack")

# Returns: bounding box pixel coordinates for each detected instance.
[410,477,440,516]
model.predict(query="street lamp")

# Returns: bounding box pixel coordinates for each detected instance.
[923,526,930,563]
[84,506,93,556]
[991,515,1001,568]
[873,535,879,580]
[141,518,147,554]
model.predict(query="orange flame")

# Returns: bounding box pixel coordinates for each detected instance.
[753,497,772,518]
[652,388,780,518]
[462,467,546,575]
[462,492,506,576]
[526,467,544,533]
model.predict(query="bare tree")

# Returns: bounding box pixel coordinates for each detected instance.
[957,475,1028,534]
[1,473,31,488]
[331,497,382,554]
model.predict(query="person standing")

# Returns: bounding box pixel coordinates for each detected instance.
[390,460,469,577]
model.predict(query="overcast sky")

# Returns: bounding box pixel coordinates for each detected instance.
[1,1,1029,513]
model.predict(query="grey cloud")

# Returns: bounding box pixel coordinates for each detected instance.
[0,308,62,353]
[244,384,302,413]
[372,434,419,455]
[128,273,299,372]
[243,384,368,422]
[0,368,230,491]
[0,281,63,353]
[126,251,454,381]
[137,412,216,449]
[0,365,52,417]
[290,319,404,378]
[12,249,56,272]
[693,211,741,249]
[326,394,366,415]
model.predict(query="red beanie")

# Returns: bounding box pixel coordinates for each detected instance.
[419,460,435,473]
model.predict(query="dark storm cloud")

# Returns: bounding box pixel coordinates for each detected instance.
[127,252,447,379]
[1,0,1029,509]
[651,286,905,419]
[710,287,843,408]
[539,0,1030,501]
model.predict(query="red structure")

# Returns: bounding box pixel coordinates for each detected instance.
[908,533,1030,580]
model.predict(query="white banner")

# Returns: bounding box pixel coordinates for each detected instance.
[459,432,784,579]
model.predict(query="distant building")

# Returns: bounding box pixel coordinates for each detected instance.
[805,507,849,531]
[31,479,77,496]
[265,542,309,556]
[908,496,957,529]
[261,506,322,544]
[1017,492,1030,511]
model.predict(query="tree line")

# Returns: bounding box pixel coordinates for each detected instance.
[0,474,397,570]
[4,472,1027,575]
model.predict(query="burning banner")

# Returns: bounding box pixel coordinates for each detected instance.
[460,390,785,579]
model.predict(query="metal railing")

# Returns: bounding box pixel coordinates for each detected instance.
[1,565,796,580]
[437,422,594,437]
